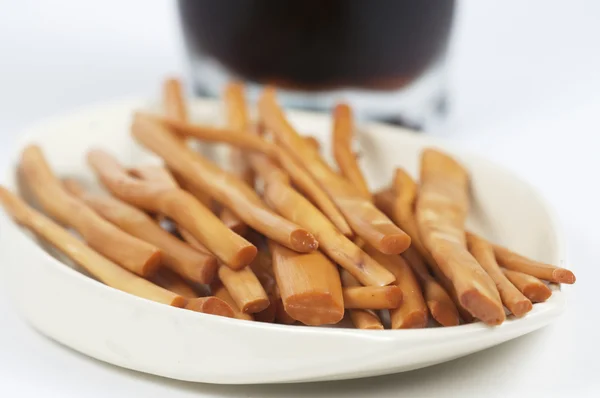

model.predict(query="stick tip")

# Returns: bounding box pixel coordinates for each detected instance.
[229,245,258,270]
[140,249,162,278]
[508,298,533,318]
[524,285,552,303]
[380,233,412,254]
[289,229,319,253]
[460,289,506,326]
[429,300,461,327]
[554,268,576,284]
[186,297,236,318]
[393,310,429,329]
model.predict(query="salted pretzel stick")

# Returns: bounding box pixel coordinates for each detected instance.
[141,113,277,158]
[87,150,256,269]
[364,246,429,329]
[494,244,575,284]
[342,286,402,310]
[211,282,254,321]
[0,187,184,306]
[163,77,188,122]
[467,233,532,317]
[63,179,217,284]
[185,296,235,318]
[269,241,344,326]
[217,266,270,313]
[502,269,552,303]
[402,247,460,326]
[19,146,161,277]
[378,174,473,323]
[339,271,384,330]
[264,180,395,286]
[332,103,371,199]
[259,88,410,254]
[417,149,504,325]
[228,83,352,236]
[151,268,198,298]
[131,114,317,253]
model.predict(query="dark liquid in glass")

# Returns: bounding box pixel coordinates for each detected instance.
[178,0,455,91]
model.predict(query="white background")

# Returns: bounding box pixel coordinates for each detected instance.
[0,0,599,396]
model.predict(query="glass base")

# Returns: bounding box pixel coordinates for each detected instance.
[188,56,447,131]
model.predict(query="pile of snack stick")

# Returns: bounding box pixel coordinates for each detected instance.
[0,78,576,328]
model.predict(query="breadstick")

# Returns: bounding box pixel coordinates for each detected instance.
[342,286,402,310]
[364,246,429,329]
[494,244,575,284]
[467,233,532,317]
[0,186,184,307]
[332,103,371,199]
[402,247,460,326]
[211,282,254,321]
[221,82,254,235]
[163,77,188,122]
[269,241,344,326]
[227,83,352,236]
[63,179,218,284]
[502,269,552,303]
[264,179,395,286]
[258,88,410,254]
[382,171,474,323]
[339,270,385,329]
[87,150,256,269]
[185,297,235,318]
[131,114,318,253]
[150,268,198,298]
[417,149,505,325]
[142,112,277,158]
[217,265,270,314]
[19,145,161,277]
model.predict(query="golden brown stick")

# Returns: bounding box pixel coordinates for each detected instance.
[227,83,352,236]
[275,150,354,237]
[467,233,533,317]
[502,269,552,303]
[304,136,321,151]
[494,244,575,284]
[19,146,161,277]
[185,296,235,318]
[0,187,185,307]
[132,114,318,253]
[332,103,371,199]
[87,150,256,269]
[221,82,253,235]
[142,112,277,158]
[259,88,410,254]
[63,179,218,284]
[342,286,402,310]
[151,268,198,298]
[339,270,385,329]
[364,246,429,329]
[211,282,254,321]
[380,171,474,323]
[264,180,395,286]
[163,77,188,122]
[270,241,344,326]
[218,266,270,314]
[417,149,504,325]
[402,247,460,326]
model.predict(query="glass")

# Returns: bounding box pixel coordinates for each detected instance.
[177,0,456,129]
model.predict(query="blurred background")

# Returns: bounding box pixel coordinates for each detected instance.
[0,0,598,396]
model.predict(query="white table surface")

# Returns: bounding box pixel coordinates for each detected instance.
[0,0,598,396]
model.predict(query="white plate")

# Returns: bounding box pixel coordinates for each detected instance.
[0,98,567,384]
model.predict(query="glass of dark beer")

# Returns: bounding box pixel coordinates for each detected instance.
[177,0,456,128]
